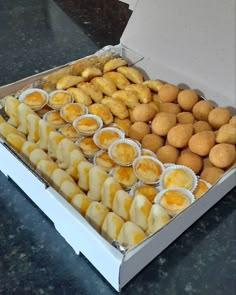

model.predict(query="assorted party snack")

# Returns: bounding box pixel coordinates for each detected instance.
[0,52,235,252]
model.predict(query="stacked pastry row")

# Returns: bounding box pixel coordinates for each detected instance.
[14,56,236,185]
[0,110,168,249]
[0,99,217,250]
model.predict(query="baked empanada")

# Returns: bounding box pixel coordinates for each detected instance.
[142,80,164,92]
[112,90,139,108]
[88,103,113,125]
[91,77,117,97]
[117,66,143,84]
[101,97,129,119]
[56,138,79,169]
[125,84,152,103]
[77,82,103,103]
[67,87,92,105]
[103,57,127,73]
[103,72,130,90]
[81,67,102,81]
[56,75,84,90]
[47,131,65,160]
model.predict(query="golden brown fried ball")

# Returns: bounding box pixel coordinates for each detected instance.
[193,121,213,133]
[156,145,179,164]
[177,152,203,174]
[141,133,164,153]
[129,122,151,142]
[158,84,180,103]
[151,112,176,136]
[167,124,193,148]
[208,107,231,129]
[200,167,225,184]
[177,89,199,111]
[177,112,195,124]
[188,131,215,156]
[209,143,236,168]
[192,100,214,121]
[132,104,156,122]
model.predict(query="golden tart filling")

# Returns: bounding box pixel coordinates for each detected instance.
[193,179,211,199]
[161,165,197,191]
[44,111,67,127]
[61,103,87,123]
[133,156,164,184]
[94,150,116,171]
[133,184,158,202]
[112,166,137,188]
[157,188,193,216]
[59,124,79,140]
[93,127,124,150]
[77,136,99,156]
[73,114,102,135]
[19,88,48,110]
[48,90,72,110]
[109,139,140,166]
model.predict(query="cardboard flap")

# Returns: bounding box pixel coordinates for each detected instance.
[121,0,235,104]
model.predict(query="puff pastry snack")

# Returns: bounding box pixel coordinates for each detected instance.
[101,212,124,243]
[4,96,21,127]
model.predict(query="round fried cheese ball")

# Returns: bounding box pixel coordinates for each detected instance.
[132,104,156,122]
[156,145,179,164]
[177,152,203,174]
[200,166,225,184]
[141,133,164,153]
[209,143,236,168]
[159,102,181,114]
[193,121,213,133]
[216,124,236,144]
[208,107,231,129]
[151,112,176,136]
[177,112,195,124]
[192,100,214,121]
[177,89,199,111]
[167,124,193,148]
[188,131,215,156]
[158,84,180,102]
[129,122,151,142]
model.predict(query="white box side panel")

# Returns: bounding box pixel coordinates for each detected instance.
[119,168,236,288]
[121,0,235,105]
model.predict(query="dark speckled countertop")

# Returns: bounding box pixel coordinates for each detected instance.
[0,1,236,294]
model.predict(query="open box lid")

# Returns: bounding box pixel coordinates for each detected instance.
[120,0,235,107]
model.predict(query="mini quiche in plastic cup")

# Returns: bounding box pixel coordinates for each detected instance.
[108,138,141,166]
[19,88,48,111]
[130,181,159,203]
[154,187,195,216]
[93,127,125,150]
[60,103,88,123]
[73,114,103,136]
[76,136,99,157]
[93,150,116,172]
[48,90,73,110]
[193,178,212,199]
[159,164,198,192]
[132,156,164,184]
[59,124,79,141]
[43,110,67,128]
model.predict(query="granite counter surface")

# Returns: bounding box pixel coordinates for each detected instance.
[0,1,235,294]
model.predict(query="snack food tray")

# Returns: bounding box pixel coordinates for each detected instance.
[0,45,235,291]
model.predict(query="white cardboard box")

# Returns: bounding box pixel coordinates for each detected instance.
[0,0,235,291]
